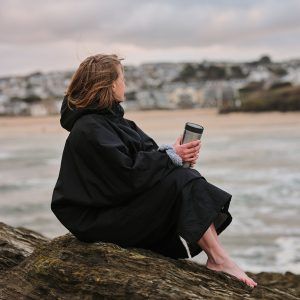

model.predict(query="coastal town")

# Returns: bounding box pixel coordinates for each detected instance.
[0,55,299,116]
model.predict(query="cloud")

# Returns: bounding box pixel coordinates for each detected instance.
[0,0,300,76]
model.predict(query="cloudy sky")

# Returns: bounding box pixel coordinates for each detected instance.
[1,0,300,76]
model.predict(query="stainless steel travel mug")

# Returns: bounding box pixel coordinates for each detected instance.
[181,122,204,168]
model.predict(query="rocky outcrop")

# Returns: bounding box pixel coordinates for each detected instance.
[0,222,49,273]
[0,222,299,299]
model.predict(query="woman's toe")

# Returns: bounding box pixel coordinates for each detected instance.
[249,281,254,287]
[249,278,257,285]
[246,279,254,287]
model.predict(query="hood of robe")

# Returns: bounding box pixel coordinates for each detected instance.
[60,95,125,132]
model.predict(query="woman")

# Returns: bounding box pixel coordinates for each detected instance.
[51,54,257,288]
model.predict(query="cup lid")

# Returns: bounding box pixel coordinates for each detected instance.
[185,122,204,134]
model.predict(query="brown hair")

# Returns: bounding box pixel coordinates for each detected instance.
[66,54,124,110]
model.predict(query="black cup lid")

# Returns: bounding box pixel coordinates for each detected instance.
[185,122,204,134]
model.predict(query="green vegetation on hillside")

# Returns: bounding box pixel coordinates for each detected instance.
[219,85,300,113]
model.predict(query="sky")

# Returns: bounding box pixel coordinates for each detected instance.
[1,0,300,77]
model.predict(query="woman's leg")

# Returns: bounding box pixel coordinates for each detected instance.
[197,222,258,288]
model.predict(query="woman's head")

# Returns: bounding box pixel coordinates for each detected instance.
[66,54,126,110]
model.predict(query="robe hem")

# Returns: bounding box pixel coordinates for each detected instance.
[179,194,233,257]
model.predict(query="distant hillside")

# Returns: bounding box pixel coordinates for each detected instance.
[219,85,300,113]
[1,55,300,116]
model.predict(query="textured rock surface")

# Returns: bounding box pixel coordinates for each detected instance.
[0,222,49,273]
[0,223,299,299]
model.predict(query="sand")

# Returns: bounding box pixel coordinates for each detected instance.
[0,108,299,140]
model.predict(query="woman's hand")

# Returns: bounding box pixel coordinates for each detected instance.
[173,134,201,167]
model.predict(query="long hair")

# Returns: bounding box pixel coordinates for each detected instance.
[66,54,124,110]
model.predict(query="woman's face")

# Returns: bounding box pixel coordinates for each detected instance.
[112,64,126,102]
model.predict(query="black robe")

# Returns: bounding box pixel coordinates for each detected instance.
[51,96,233,259]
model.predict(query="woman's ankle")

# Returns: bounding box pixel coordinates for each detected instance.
[207,249,231,265]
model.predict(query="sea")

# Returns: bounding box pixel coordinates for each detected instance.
[0,112,299,274]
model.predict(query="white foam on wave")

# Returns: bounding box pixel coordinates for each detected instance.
[0,152,13,160]
[224,241,300,274]
[0,177,56,190]
[238,261,300,274]
[274,236,300,273]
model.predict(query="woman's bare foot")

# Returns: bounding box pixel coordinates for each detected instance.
[206,256,258,288]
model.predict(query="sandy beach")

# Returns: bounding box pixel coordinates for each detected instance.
[0,108,299,139]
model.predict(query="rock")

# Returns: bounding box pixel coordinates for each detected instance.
[0,222,49,273]
[245,271,300,299]
[0,223,299,299]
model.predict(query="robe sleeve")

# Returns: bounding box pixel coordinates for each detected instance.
[82,121,180,200]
